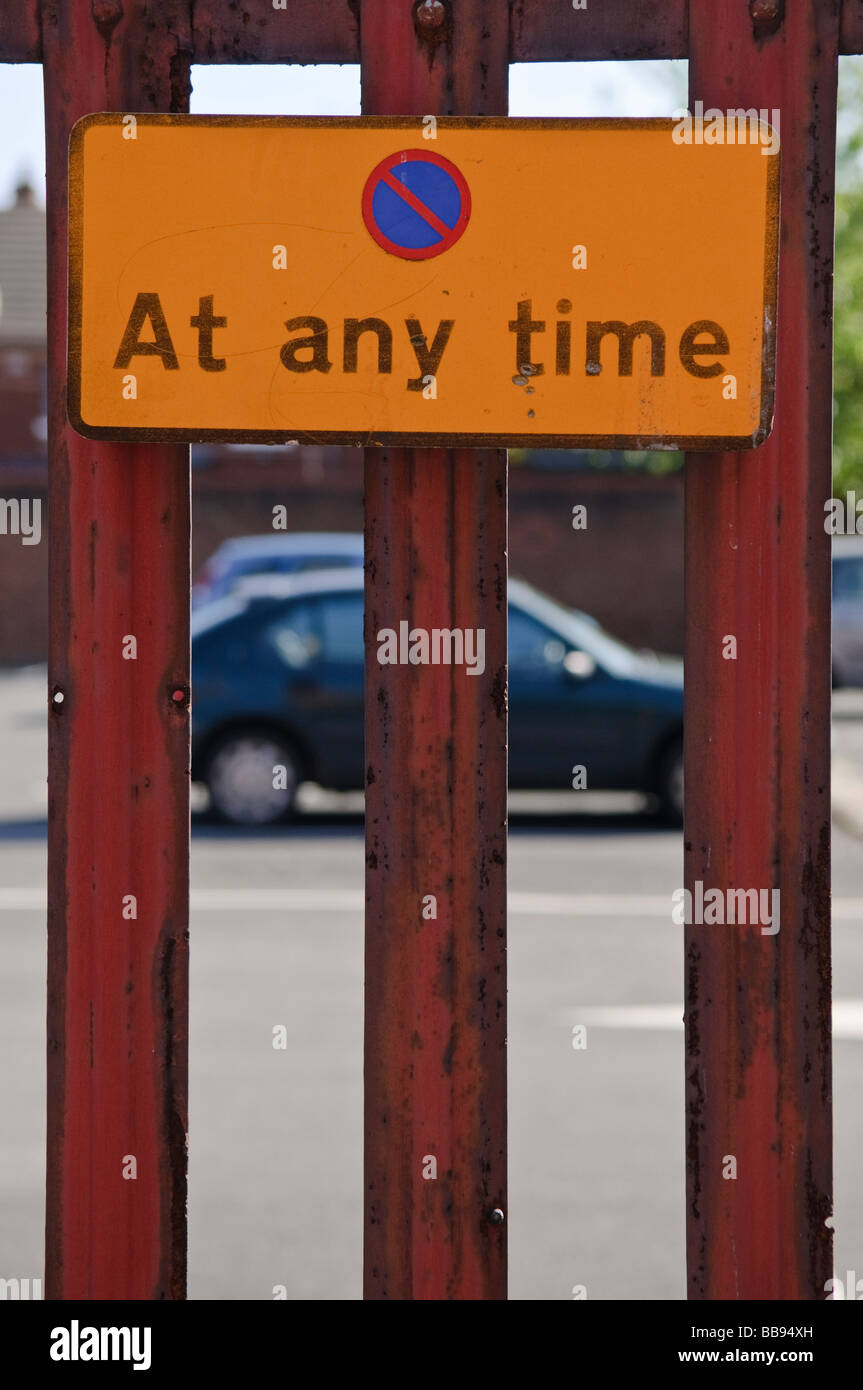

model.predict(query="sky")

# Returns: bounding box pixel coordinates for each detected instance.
[0,59,688,207]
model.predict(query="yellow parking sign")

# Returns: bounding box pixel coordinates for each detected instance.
[68,115,778,449]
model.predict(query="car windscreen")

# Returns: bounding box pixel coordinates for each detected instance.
[512,585,637,675]
[264,593,365,666]
[191,595,250,639]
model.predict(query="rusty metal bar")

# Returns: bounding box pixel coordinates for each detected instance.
[42,0,191,1299]
[362,0,508,1301]
[512,0,863,59]
[191,0,358,66]
[511,0,687,62]
[10,2,863,69]
[684,0,836,1299]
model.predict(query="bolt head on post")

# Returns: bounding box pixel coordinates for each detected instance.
[749,0,783,37]
[415,0,447,32]
[90,0,124,24]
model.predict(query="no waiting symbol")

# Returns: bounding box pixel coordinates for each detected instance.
[362,149,471,260]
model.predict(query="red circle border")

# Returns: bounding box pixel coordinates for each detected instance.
[361,148,472,260]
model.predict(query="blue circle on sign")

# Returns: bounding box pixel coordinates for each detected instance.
[362,149,472,260]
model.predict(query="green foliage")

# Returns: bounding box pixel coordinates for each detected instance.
[574,449,684,474]
[834,58,863,495]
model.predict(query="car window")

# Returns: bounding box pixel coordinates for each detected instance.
[508,606,566,670]
[833,558,863,601]
[265,601,320,668]
[513,583,633,674]
[232,554,281,580]
[315,593,365,663]
[295,555,356,573]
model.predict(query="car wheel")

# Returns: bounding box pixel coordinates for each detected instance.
[655,736,684,825]
[203,730,302,826]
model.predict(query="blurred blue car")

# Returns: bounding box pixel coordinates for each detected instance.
[192,568,684,826]
[193,531,364,606]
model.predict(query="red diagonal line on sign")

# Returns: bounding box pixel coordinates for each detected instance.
[381,168,452,240]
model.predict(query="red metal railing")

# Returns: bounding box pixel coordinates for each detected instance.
[0,0,843,1300]
[9,2,863,63]
[683,0,835,1300]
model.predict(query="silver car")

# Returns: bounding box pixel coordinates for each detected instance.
[833,537,863,687]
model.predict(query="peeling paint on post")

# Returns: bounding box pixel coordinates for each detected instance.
[361,1,508,1300]
[0,0,848,1306]
[41,0,191,1299]
[684,0,836,1299]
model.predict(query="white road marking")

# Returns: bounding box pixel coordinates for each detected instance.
[560,1000,863,1040]
[1,887,863,918]
[2,885,862,1035]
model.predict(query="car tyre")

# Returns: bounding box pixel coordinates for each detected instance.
[654,735,684,826]
[202,729,302,826]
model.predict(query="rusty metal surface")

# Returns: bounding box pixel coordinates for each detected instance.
[42,0,190,1299]
[11,2,863,68]
[0,0,846,1308]
[511,0,863,60]
[0,3,41,61]
[842,0,863,52]
[362,1,508,1300]
[511,0,687,61]
[684,0,836,1300]
[191,0,358,65]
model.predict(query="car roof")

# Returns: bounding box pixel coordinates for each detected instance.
[213,532,364,559]
[833,537,863,558]
[195,568,641,671]
[227,569,605,641]
[229,567,366,602]
[230,569,547,605]
[223,567,599,608]
[192,569,365,637]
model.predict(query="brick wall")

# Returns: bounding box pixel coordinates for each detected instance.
[0,448,683,665]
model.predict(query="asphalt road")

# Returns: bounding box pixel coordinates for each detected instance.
[2,668,863,1300]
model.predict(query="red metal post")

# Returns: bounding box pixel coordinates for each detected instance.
[42,0,191,1298]
[1,0,850,1306]
[684,0,837,1298]
[362,1,508,1300]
